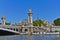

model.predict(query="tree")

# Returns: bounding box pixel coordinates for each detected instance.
[54,18,60,26]
[5,22,11,25]
[0,23,1,25]
[0,22,11,25]
[33,19,43,26]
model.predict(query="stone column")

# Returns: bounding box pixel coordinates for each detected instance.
[1,14,5,25]
[22,27,25,33]
[31,27,33,33]
[28,27,33,34]
[28,9,33,26]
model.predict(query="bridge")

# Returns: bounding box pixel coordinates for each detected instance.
[0,25,60,35]
[0,25,46,35]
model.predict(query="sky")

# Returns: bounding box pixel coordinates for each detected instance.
[0,0,60,24]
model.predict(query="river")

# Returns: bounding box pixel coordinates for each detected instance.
[0,35,60,40]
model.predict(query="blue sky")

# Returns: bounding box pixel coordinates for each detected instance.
[0,0,60,24]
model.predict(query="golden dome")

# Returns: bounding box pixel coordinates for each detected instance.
[28,8,32,13]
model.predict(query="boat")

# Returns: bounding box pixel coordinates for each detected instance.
[0,28,20,35]
[44,32,59,35]
[39,32,59,35]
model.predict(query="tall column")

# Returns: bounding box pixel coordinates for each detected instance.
[1,14,5,25]
[28,9,33,26]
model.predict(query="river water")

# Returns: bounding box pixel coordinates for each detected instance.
[0,35,60,40]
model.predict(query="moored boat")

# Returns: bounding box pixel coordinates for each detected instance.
[0,28,20,35]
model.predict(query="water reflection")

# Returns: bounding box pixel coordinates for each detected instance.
[0,35,60,40]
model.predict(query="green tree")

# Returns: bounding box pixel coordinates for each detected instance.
[33,19,43,26]
[0,23,1,25]
[5,22,11,25]
[54,18,60,26]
